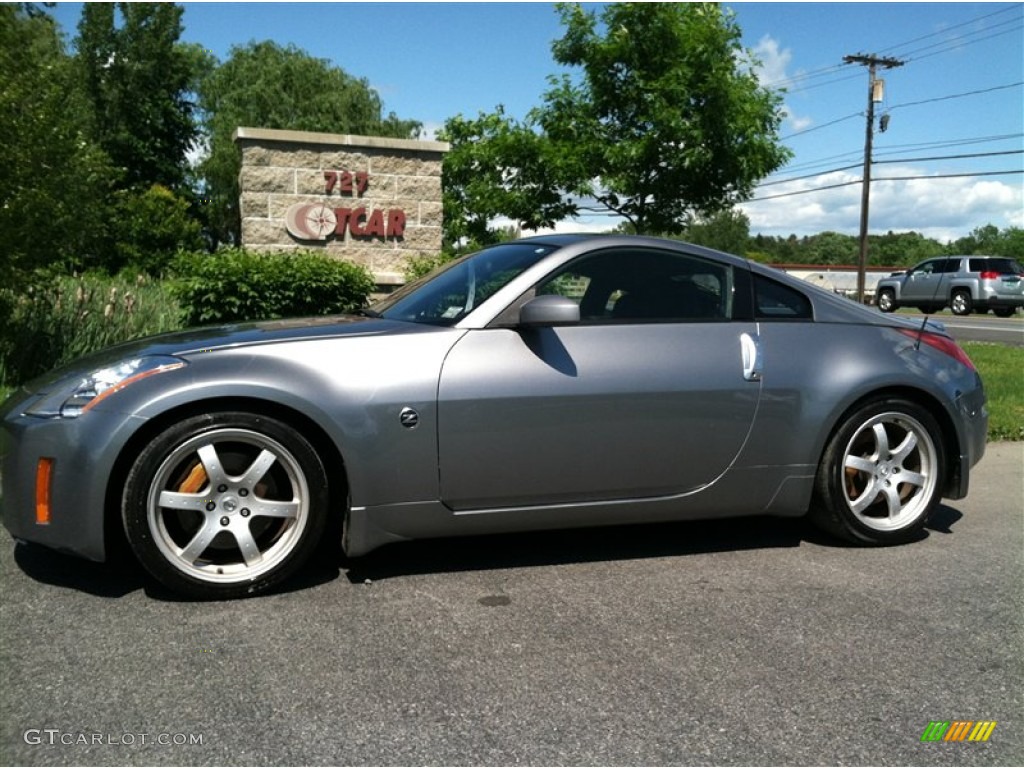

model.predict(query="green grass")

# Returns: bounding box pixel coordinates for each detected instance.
[963,342,1024,441]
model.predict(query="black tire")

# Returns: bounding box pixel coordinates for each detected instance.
[877,288,897,313]
[950,290,973,316]
[810,398,945,545]
[123,412,328,599]
[993,307,1016,318]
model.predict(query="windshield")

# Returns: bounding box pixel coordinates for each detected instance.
[371,242,557,325]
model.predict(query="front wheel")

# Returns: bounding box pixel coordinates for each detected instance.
[810,399,944,545]
[877,288,897,313]
[122,412,329,599]
[950,290,973,316]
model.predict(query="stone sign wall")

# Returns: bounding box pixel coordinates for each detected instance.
[234,126,449,287]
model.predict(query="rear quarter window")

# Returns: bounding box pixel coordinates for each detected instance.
[755,275,813,320]
[969,258,1023,274]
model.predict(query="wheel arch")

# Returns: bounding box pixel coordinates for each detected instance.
[816,385,963,499]
[103,396,350,561]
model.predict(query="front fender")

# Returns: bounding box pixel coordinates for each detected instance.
[92,331,464,509]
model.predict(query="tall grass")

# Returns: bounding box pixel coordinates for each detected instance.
[0,272,183,390]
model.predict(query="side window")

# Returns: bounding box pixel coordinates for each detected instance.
[537,248,734,322]
[754,275,813,320]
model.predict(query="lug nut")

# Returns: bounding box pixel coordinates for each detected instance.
[206,502,216,511]
[220,516,230,526]
[240,508,250,518]
[217,484,228,493]
[239,488,249,497]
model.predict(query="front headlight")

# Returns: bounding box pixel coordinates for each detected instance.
[25,355,187,419]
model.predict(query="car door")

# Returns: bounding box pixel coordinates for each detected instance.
[436,247,762,511]
[902,258,947,302]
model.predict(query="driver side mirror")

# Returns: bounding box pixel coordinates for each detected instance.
[518,295,581,327]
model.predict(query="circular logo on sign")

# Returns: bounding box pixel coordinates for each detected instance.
[285,203,337,241]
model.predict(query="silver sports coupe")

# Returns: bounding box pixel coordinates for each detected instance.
[0,235,988,598]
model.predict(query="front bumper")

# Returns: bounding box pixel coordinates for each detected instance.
[0,396,145,562]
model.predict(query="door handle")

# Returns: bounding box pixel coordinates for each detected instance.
[741,332,762,382]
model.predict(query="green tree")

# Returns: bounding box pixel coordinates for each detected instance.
[869,230,943,266]
[0,4,116,281]
[75,3,205,193]
[949,224,1024,259]
[439,108,577,249]
[198,41,420,247]
[533,2,791,234]
[680,209,751,255]
[804,232,857,265]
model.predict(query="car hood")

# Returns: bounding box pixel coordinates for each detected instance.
[19,314,439,395]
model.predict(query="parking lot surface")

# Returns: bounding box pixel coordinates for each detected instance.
[2,443,1021,766]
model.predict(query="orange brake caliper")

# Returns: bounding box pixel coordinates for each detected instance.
[178,463,208,494]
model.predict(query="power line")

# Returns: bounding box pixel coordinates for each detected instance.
[877,4,1021,57]
[777,133,1024,174]
[762,149,1023,187]
[896,19,1024,62]
[745,169,1023,203]
[780,112,861,140]
[875,149,1023,165]
[758,163,863,188]
[889,81,1024,111]
[760,6,1023,101]
[782,82,1023,143]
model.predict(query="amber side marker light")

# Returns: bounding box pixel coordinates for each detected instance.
[35,457,54,525]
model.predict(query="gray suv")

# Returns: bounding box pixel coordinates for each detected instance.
[876,255,1024,316]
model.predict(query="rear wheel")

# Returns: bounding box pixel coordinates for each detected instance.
[123,412,328,599]
[877,288,897,313]
[810,398,944,545]
[993,307,1017,318]
[950,290,973,316]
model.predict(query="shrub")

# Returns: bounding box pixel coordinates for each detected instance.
[112,184,204,275]
[172,248,375,326]
[404,251,460,281]
[0,270,184,389]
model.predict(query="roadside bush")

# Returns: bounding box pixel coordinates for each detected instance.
[0,270,184,389]
[172,248,375,326]
[404,252,457,281]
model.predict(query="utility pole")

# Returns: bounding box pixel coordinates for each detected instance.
[844,53,904,303]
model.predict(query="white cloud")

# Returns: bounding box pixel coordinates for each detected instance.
[751,35,792,88]
[750,34,812,133]
[740,167,1024,243]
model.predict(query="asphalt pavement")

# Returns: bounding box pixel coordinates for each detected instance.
[897,311,1024,347]
[1,443,1022,766]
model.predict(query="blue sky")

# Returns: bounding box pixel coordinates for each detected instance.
[49,2,1024,242]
